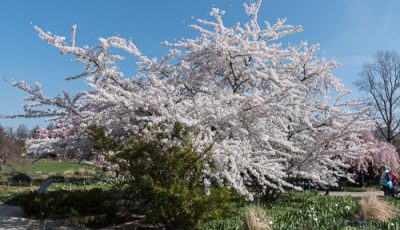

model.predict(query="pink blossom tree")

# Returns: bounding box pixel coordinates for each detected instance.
[347,132,399,176]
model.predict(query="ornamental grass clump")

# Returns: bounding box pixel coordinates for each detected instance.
[358,196,395,222]
[244,204,270,230]
[63,169,75,177]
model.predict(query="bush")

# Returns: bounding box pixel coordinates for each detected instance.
[10,173,31,185]
[90,123,242,229]
[19,188,118,219]
[47,174,65,182]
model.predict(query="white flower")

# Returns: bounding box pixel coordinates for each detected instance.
[313,217,318,222]
[268,220,273,225]
[15,0,372,201]
[344,205,350,211]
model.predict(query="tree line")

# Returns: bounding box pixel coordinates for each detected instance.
[0,123,55,171]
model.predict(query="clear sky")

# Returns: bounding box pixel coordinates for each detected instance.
[0,0,399,128]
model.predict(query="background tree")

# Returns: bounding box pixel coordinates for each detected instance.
[0,125,21,171]
[15,124,29,147]
[29,125,40,138]
[356,51,400,144]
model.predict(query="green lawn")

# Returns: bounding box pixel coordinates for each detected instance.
[1,159,98,175]
[0,159,111,204]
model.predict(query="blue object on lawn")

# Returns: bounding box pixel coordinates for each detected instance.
[37,180,53,195]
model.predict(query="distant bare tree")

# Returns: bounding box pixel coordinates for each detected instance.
[356,51,400,143]
[0,125,20,172]
[30,125,40,138]
[15,124,29,147]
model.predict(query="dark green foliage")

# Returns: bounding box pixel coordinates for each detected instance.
[66,212,140,229]
[10,172,31,185]
[91,122,241,229]
[18,189,118,219]
[47,174,65,182]
[86,124,117,152]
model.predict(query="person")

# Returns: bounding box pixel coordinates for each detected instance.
[380,167,394,196]
[357,171,365,188]
[391,170,398,196]
[391,170,397,187]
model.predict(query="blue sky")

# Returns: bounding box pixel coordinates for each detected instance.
[0,0,399,128]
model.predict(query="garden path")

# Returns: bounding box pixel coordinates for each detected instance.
[0,204,78,230]
[321,191,384,197]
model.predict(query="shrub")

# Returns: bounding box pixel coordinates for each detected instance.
[244,204,270,230]
[91,123,242,229]
[19,188,118,219]
[10,173,31,185]
[357,196,395,222]
[47,174,65,182]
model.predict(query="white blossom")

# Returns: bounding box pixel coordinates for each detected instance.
[2,0,372,200]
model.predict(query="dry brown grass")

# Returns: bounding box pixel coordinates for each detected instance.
[76,168,88,176]
[104,170,116,178]
[358,196,395,222]
[63,169,75,177]
[86,169,97,176]
[244,204,271,230]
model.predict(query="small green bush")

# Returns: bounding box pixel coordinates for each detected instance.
[47,174,65,182]
[89,123,242,229]
[19,188,118,219]
[9,173,31,185]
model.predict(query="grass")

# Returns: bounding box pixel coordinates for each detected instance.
[244,204,271,230]
[1,159,98,176]
[0,185,38,203]
[203,191,400,230]
[358,196,395,222]
[0,159,107,204]
[0,178,120,205]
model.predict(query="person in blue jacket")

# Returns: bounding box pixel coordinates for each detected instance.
[380,167,394,196]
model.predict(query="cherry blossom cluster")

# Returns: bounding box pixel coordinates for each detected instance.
[347,132,399,175]
[35,123,73,139]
